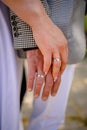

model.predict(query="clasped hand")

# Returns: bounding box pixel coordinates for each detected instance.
[26,15,68,101]
[27,49,62,101]
[3,0,68,100]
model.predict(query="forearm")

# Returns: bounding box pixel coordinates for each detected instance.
[2,0,47,28]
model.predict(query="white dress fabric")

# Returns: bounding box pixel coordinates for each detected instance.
[0,2,19,130]
[17,59,75,130]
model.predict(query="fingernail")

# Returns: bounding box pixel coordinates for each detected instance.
[34,94,39,98]
[52,93,56,96]
[54,77,58,82]
[42,97,47,101]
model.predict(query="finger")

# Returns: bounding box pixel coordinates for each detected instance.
[34,56,45,98]
[42,70,53,101]
[52,51,61,82]
[34,72,45,98]
[51,73,61,96]
[43,53,52,75]
[60,48,68,74]
[27,64,36,91]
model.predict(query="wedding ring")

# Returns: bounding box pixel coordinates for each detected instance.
[53,57,61,62]
[36,73,45,78]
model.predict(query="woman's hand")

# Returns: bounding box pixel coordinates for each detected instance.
[32,15,68,80]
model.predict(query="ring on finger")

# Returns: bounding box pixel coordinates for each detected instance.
[53,57,61,62]
[35,73,46,78]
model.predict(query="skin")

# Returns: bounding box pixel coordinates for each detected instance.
[26,49,61,100]
[3,0,68,100]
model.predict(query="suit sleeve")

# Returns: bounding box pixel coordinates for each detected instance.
[10,0,50,50]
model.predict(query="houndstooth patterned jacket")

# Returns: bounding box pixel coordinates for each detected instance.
[10,0,86,64]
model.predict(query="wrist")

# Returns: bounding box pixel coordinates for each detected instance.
[3,0,47,28]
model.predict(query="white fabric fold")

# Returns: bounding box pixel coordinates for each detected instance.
[0,2,19,130]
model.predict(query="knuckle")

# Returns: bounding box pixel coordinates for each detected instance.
[59,41,67,50]
[53,44,58,50]
[60,44,65,50]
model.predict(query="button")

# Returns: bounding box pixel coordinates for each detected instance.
[11,15,16,20]
[14,32,19,37]
[12,21,17,26]
[13,27,18,31]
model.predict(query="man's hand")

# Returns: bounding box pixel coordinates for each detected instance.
[26,49,61,101]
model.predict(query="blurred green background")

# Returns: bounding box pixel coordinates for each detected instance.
[84,15,87,32]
